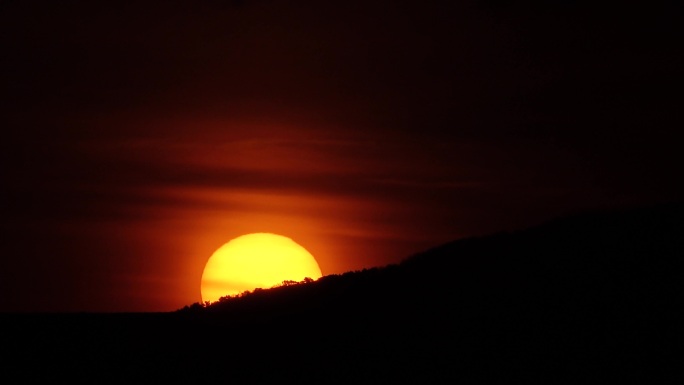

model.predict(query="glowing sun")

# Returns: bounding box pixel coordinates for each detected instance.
[201,233,322,303]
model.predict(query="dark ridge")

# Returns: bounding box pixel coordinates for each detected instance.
[2,201,681,383]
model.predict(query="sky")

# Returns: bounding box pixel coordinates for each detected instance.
[1,0,682,312]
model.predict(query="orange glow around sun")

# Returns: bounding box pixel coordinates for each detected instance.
[200,233,323,303]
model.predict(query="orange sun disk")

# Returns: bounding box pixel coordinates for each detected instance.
[200,233,323,303]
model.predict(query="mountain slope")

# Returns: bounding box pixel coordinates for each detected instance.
[178,201,682,382]
[2,202,681,383]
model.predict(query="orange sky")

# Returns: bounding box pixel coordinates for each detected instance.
[57,115,492,311]
[1,1,682,312]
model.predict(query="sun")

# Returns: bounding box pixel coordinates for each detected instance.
[200,233,323,303]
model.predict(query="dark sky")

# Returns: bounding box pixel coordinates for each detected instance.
[1,0,682,312]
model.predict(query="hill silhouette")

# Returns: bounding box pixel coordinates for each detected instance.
[1,202,681,383]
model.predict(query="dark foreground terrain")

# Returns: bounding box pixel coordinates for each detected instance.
[2,202,681,383]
